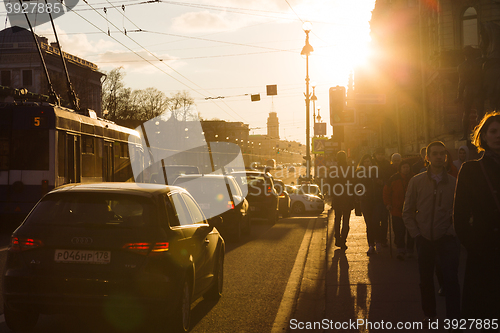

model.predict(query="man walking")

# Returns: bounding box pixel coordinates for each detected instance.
[403,141,460,327]
[373,148,392,248]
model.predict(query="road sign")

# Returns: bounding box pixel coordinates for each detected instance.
[312,137,327,154]
[314,122,327,136]
[355,94,386,105]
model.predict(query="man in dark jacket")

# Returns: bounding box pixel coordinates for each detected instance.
[373,147,392,248]
[403,141,460,325]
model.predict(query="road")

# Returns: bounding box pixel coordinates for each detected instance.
[0,215,317,333]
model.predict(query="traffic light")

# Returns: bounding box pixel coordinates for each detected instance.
[329,86,355,126]
[329,86,345,126]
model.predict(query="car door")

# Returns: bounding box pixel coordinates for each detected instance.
[168,192,208,294]
[181,192,218,294]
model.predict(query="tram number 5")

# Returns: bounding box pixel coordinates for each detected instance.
[34,117,41,127]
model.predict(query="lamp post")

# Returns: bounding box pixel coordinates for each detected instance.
[311,84,317,137]
[301,22,313,180]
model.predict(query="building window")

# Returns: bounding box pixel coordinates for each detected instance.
[1,71,11,86]
[22,70,33,86]
[462,7,478,47]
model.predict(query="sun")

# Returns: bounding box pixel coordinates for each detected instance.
[305,1,376,86]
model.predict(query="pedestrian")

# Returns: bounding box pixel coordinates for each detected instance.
[389,153,402,177]
[355,154,378,255]
[330,150,355,250]
[372,147,392,248]
[383,159,414,260]
[454,111,500,324]
[445,150,459,178]
[411,147,427,174]
[452,145,469,172]
[403,141,460,325]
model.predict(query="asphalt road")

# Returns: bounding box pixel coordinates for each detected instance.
[0,215,314,333]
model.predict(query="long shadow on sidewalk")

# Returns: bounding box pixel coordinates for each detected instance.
[325,212,450,333]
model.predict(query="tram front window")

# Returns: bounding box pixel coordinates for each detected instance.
[11,129,49,170]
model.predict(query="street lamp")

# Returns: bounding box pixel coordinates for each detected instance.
[301,21,313,180]
[311,83,317,137]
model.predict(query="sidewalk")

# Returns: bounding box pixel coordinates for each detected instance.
[290,206,467,332]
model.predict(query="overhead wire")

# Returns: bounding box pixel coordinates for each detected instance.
[78,0,248,123]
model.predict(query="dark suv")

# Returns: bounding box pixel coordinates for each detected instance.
[173,174,250,241]
[3,183,224,332]
[230,171,279,224]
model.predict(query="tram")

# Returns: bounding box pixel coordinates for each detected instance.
[0,98,143,229]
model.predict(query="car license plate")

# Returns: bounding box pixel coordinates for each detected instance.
[54,250,110,264]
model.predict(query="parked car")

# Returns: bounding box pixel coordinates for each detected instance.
[288,186,324,215]
[298,183,323,199]
[173,174,250,241]
[3,183,224,333]
[273,179,290,218]
[149,164,200,185]
[230,171,279,224]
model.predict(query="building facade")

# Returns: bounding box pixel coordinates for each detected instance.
[0,27,103,115]
[351,0,500,160]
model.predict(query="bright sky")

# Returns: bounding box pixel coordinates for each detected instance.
[3,0,376,144]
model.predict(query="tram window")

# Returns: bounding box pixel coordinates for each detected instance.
[82,136,94,154]
[1,71,11,86]
[11,129,49,170]
[58,132,65,177]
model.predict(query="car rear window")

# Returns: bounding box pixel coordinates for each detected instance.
[247,176,268,195]
[24,193,156,228]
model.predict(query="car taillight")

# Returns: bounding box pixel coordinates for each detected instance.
[123,242,169,256]
[227,201,235,210]
[279,194,285,198]
[151,242,169,252]
[10,237,43,252]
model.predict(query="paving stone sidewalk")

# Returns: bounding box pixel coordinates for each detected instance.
[290,206,467,333]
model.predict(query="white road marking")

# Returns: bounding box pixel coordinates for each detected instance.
[271,217,316,333]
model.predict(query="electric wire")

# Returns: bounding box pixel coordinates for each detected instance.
[77,0,248,123]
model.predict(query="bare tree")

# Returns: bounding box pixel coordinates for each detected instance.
[131,87,168,121]
[101,68,196,124]
[102,67,126,121]
[168,90,197,121]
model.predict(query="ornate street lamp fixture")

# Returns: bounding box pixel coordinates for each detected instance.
[301,21,313,180]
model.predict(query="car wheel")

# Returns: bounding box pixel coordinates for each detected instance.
[292,202,305,214]
[204,248,224,301]
[171,279,191,332]
[4,303,39,332]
